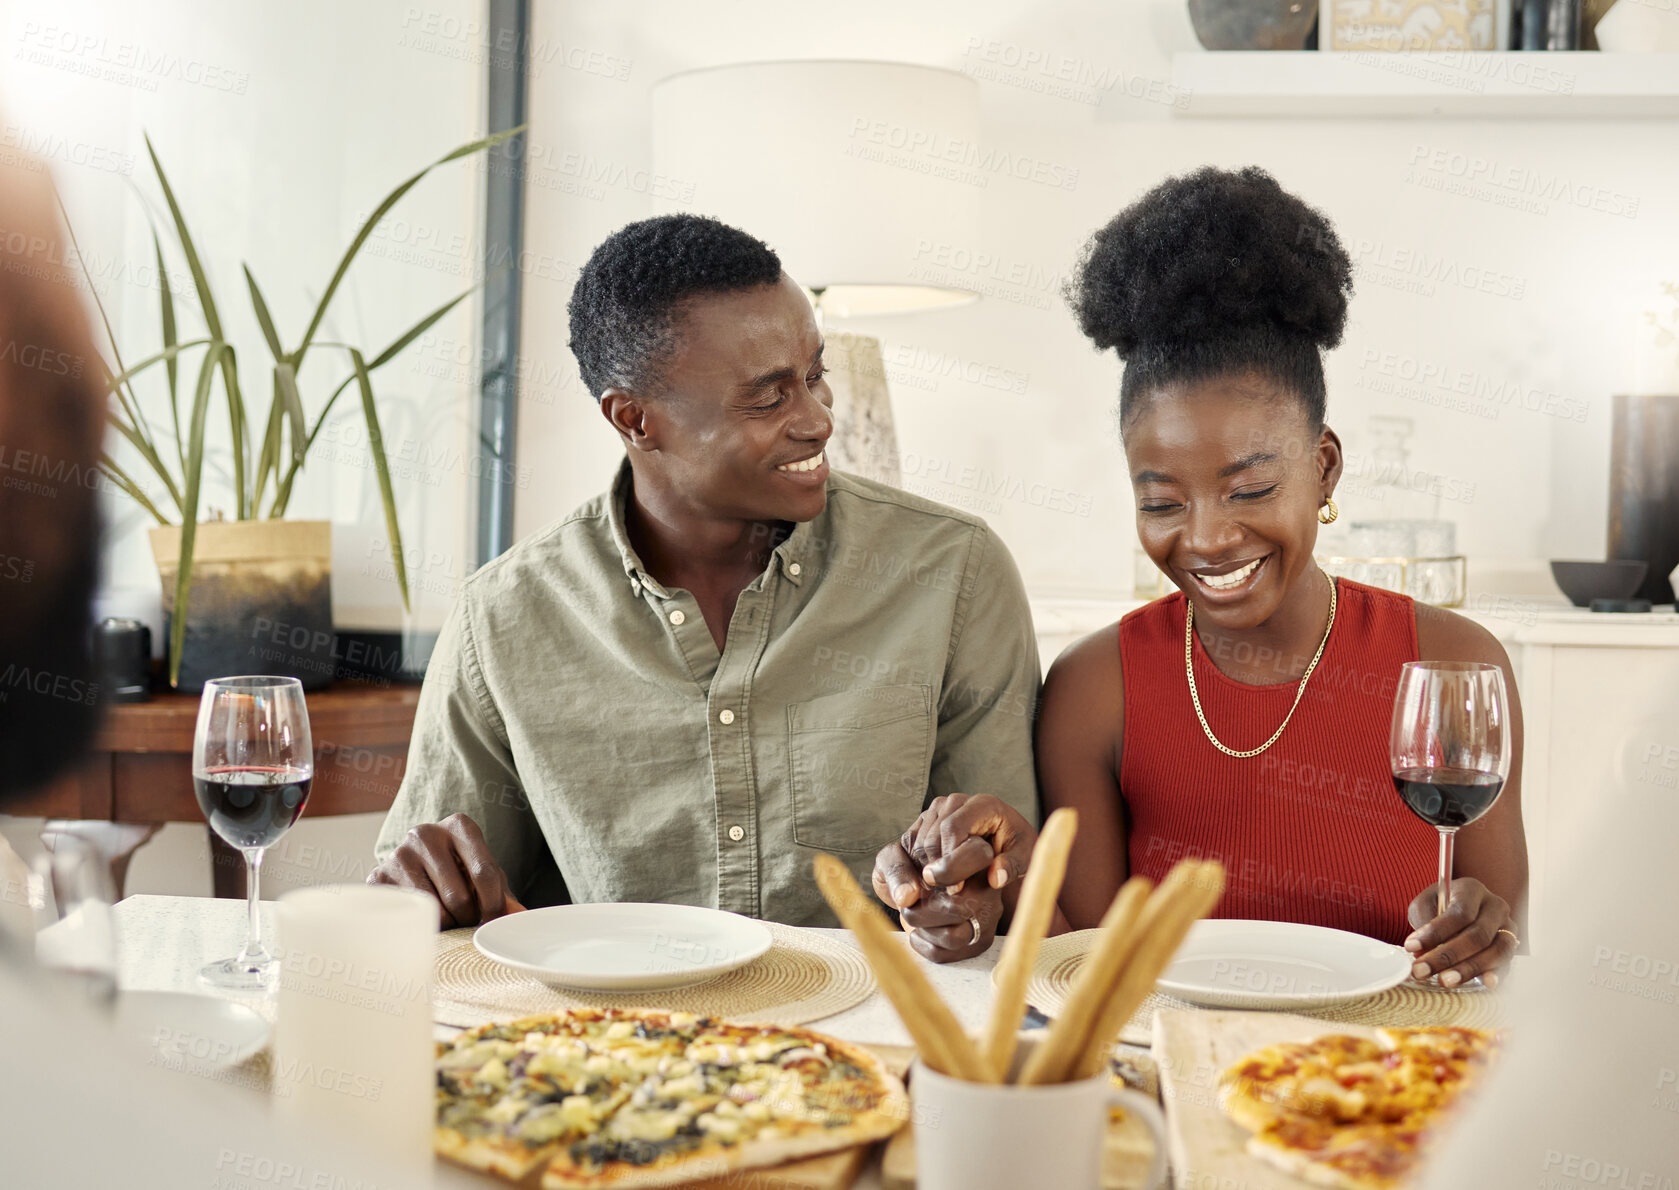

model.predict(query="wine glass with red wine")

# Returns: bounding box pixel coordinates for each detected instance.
[1389,660,1512,973]
[193,675,313,989]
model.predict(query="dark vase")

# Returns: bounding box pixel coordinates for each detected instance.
[1188,0,1318,50]
[1608,395,1679,605]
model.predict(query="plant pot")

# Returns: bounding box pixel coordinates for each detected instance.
[148,520,335,692]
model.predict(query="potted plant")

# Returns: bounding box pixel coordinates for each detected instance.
[85,127,520,689]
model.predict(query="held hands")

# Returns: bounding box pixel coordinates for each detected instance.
[367,812,527,928]
[870,793,1039,964]
[1404,877,1518,989]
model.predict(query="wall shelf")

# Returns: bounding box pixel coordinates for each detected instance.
[1171,51,1679,117]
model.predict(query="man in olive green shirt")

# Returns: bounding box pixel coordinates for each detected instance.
[370,214,1039,960]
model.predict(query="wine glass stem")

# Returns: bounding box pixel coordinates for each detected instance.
[1436,828,1457,919]
[236,847,267,965]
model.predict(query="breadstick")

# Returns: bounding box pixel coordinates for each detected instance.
[978,807,1078,1082]
[1018,873,1154,1085]
[1068,860,1226,1080]
[813,853,988,1082]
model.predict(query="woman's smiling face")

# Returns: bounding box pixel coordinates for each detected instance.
[1124,372,1343,632]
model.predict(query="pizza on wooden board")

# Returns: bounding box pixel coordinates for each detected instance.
[1217,1026,1503,1190]
[434,1007,908,1189]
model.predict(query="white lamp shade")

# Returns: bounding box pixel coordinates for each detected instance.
[652,61,981,316]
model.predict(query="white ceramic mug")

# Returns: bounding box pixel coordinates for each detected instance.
[912,1034,1169,1190]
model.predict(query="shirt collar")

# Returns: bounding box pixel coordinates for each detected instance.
[608,458,818,594]
[607,462,667,597]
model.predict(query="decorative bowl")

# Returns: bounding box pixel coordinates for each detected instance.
[1549,560,1648,607]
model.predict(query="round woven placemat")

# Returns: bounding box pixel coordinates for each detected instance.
[432,922,874,1029]
[1022,932,1512,1046]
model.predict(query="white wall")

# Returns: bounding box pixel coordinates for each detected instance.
[2,0,492,632]
[1,0,492,897]
[515,0,1679,601]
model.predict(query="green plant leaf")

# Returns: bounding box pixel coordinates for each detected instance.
[170,342,227,686]
[274,361,306,464]
[268,372,353,518]
[98,453,172,525]
[216,346,248,519]
[101,339,213,393]
[58,192,159,465]
[349,347,410,612]
[370,287,475,368]
[268,287,475,517]
[253,377,284,512]
[293,126,523,365]
[105,406,184,515]
[243,263,285,361]
[146,134,225,340]
[153,226,184,476]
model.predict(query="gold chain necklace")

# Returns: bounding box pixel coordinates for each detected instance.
[1185,571,1337,759]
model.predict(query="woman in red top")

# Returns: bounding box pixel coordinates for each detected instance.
[876,167,1526,989]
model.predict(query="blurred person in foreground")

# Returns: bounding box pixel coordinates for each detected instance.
[0,138,483,1190]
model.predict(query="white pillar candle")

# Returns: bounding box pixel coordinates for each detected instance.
[274,885,436,1185]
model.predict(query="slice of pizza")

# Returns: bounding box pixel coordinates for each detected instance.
[1245,1118,1422,1190]
[1219,1026,1504,1190]
[434,1016,648,1180]
[433,1009,907,1190]
[1218,1034,1388,1133]
[539,1016,908,1189]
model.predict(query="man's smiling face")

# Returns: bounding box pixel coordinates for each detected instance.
[635,272,835,524]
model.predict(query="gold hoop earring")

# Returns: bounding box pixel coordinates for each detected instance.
[1317,497,1339,525]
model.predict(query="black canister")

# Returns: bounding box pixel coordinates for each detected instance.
[1609,395,1679,605]
[95,617,152,703]
[1517,0,1583,48]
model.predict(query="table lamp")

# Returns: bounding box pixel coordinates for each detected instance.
[652,61,982,485]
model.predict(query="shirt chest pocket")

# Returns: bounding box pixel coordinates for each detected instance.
[786,683,935,854]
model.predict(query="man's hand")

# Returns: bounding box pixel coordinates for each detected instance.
[870,793,1038,963]
[1404,877,1518,989]
[367,812,526,928]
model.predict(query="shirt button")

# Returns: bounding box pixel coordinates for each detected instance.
[727,825,745,842]
[788,562,802,576]
[718,709,736,725]
[668,609,686,626]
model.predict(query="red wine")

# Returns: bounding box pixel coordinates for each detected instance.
[1392,768,1503,829]
[194,765,312,849]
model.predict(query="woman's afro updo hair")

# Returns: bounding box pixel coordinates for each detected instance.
[1068,166,1353,432]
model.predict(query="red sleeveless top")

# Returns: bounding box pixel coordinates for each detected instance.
[1118,579,1436,945]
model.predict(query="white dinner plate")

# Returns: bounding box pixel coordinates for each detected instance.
[114,989,271,1069]
[1157,919,1414,1009]
[474,903,774,992]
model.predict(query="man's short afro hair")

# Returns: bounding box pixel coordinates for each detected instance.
[1067,166,1353,432]
[567,214,783,400]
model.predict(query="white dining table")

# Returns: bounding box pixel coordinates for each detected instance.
[108,893,1008,1048]
[105,893,1024,1190]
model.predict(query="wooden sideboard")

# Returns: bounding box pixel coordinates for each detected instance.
[7,682,419,898]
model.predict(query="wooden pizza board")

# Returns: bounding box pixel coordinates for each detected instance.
[1152,1007,1380,1189]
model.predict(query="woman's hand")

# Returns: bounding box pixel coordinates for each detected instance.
[870,793,1038,963]
[1404,877,1518,989]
